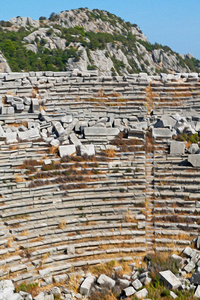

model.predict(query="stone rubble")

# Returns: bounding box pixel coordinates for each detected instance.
[0,245,199,299]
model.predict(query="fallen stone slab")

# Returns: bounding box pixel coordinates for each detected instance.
[170,141,185,155]
[79,144,95,156]
[18,128,40,141]
[159,270,181,289]
[155,115,176,128]
[132,278,143,290]
[152,128,172,139]
[134,288,148,299]
[84,127,119,137]
[59,145,76,158]
[183,246,194,257]
[188,143,199,154]
[118,278,130,288]
[5,132,17,144]
[69,133,82,146]
[124,286,136,297]
[80,276,95,296]
[54,121,65,137]
[97,274,115,288]
[170,291,178,299]
[188,154,200,167]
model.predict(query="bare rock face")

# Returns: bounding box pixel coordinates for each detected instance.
[0,53,11,72]
[3,8,199,75]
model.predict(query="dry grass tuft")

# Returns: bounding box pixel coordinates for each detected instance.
[58,221,67,229]
[14,174,25,183]
[48,146,59,155]
[104,147,116,157]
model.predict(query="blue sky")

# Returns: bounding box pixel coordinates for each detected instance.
[0,0,199,59]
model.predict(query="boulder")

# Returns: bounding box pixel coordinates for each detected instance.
[188,154,200,167]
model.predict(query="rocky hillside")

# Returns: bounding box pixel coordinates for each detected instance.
[0,8,200,75]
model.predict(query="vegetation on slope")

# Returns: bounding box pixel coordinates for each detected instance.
[0,8,199,74]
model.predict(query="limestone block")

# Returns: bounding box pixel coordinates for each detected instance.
[134,288,148,299]
[170,141,185,155]
[188,154,200,167]
[43,276,53,285]
[69,133,82,146]
[118,278,130,288]
[5,95,13,103]
[33,292,45,300]
[18,128,40,141]
[183,246,194,257]
[155,116,176,128]
[84,127,119,137]
[54,274,68,283]
[159,270,181,289]
[50,139,60,147]
[184,261,195,273]
[97,274,115,288]
[24,97,32,105]
[44,295,53,300]
[15,103,25,112]
[65,245,75,255]
[5,73,25,81]
[0,280,15,293]
[80,145,95,156]
[196,236,200,249]
[152,128,172,139]
[39,269,51,277]
[113,266,123,272]
[59,145,76,158]
[80,276,95,296]
[7,107,15,114]
[124,286,136,297]
[171,254,183,266]
[195,285,200,298]
[50,287,61,298]
[170,291,178,299]
[188,143,199,154]
[132,279,143,290]
[54,122,65,137]
[61,115,72,124]
[31,99,39,113]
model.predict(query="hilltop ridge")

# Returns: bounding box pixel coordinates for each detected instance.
[0,8,199,75]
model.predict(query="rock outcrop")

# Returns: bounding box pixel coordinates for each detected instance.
[0,8,198,75]
[0,53,11,73]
